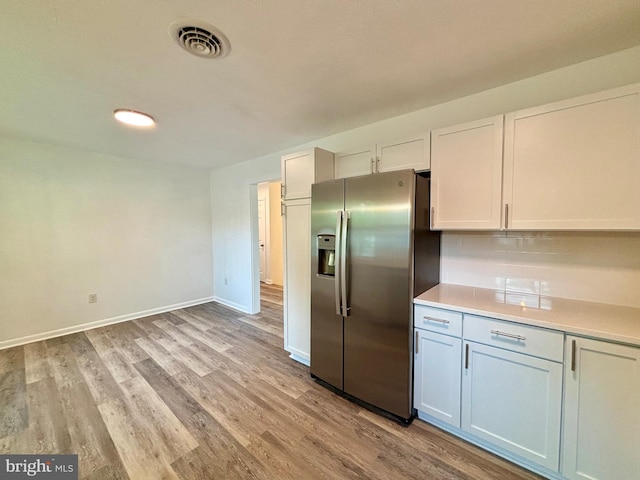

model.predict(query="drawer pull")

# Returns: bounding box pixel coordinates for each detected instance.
[571,339,577,372]
[504,203,509,229]
[465,343,469,369]
[423,316,450,325]
[490,329,526,341]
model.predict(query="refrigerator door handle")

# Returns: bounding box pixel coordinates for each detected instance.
[340,210,350,316]
[334,211,343,316]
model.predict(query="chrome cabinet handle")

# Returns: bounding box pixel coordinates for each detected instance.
[423,316,450,325]
[491,329,526,341]
[375,156,380,173]
[415,330,419,354]
[430,206,435,230]
[465,343,469,369]
[571,339,577,372]
[504,203,509,229]
[370,158,374,174]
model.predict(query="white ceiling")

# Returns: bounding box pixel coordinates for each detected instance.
[2,1,640,170]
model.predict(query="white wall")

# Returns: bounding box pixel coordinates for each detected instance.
[210,45,640,312]
[0,137,213,347]
[211,159,280,312]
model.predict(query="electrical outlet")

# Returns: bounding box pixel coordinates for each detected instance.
[88,294,98,303]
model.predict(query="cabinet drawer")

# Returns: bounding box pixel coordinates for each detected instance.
[414,305,462,337]
[463,315,563,362]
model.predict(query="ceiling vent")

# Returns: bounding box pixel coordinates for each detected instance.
[169,20,230,59]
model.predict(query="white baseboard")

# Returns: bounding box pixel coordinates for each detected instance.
[212,296,252,314]
[288,352,310,367]
[285,344,310,366]
[0,296,214,351]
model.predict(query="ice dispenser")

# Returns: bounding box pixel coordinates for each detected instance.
[317,235,335,276]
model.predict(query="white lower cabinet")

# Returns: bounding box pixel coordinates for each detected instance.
[461,341,563,471]
[282,199,311,364]
[413,303,640,479]
[562,336,640,480]
[414,328,461,427]
[413,306,565,477]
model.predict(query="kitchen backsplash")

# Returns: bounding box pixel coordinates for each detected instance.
[440,231,640,309]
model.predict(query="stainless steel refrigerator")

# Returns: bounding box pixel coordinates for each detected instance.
[310,169,440,423]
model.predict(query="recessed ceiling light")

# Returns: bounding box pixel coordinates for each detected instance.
[113,109,155,127]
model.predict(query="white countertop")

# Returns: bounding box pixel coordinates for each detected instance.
[415,284,640,347]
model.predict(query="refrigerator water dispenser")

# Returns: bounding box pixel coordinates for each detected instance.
[317,235,335,276]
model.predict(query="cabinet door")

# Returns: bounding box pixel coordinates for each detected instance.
[282,199,311,364]
[503,84,640,230]
[377,133,430,173]
[562,337,640,480]
[334,147,376,179]
[414,329,462,427]
[282,151,314,200]
[431,116,504,230]
[281,148,334,200]
[462,342,562,471]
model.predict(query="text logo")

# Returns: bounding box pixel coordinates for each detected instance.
[1,455,78,479]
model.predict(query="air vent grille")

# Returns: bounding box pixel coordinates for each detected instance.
[169,20,230,59]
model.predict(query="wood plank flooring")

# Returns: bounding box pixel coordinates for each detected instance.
[0,296,541,479]
[260,282,283,307]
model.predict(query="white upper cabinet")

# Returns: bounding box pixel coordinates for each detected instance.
[334,146,376,178]
[430,116,504,230]
[503,84,640,230]
[281,148,334,200]
[334,133,430,179]
[377,133,430,173]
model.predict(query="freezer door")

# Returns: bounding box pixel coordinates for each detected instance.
[310,179,345,389]
[343,170,415,419]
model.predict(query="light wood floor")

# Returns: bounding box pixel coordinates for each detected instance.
[260,282,283,307]
[0,297,541,479]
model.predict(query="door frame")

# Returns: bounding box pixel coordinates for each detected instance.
[249,177,281,314]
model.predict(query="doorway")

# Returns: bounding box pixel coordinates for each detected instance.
[256,181,284,309]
